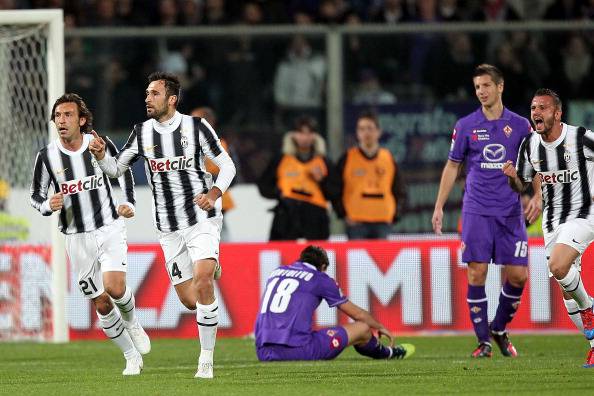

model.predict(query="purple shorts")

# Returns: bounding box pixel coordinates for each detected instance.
[256,326,348,361]
[461,212,528,266]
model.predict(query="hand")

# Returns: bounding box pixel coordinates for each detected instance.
[194,189,218,211]
[117,204,134,218]
[309,166,324,182]
[377,327,394,347]
[49,192,64,211]
[432,207,443,235]
[524,195,542,224]
[502,160,517,179]
[88,130,106,160]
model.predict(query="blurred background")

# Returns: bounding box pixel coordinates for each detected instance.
[2,0,594,242]
[2,0,594,342]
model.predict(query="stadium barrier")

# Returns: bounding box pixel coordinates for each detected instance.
[1,238,589,340]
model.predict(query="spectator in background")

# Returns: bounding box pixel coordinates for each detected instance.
[204,0,230,25]
[191,106,236,241]
[370,0,411,23]
[352,68,396,106]
[258,116,332,241]
[332,110,405,240]
[274,35,326,132]
[429,32,475,100]
[559,34,593,99]
[179,0,204,25]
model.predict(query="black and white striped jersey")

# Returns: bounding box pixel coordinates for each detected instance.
[516,123,594,233]
[30,133,135,235]
[97,111,236,232]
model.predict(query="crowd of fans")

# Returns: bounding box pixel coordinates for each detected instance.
[2,0,593,184]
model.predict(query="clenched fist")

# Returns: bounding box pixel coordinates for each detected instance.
[117,204,135,218]
[49,192,64,211]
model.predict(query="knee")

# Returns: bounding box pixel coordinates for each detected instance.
[467,268,487,285]
[548,257,569,279]
[507,272,528,287]
[179,295,197,311]
[94,293,114,315]
[193,275,213,292]
[104,283,125,300]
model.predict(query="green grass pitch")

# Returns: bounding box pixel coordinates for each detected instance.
[1,335,591,395]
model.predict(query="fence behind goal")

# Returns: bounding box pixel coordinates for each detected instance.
[0,10,65,342]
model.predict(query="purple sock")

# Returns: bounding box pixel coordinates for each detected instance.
[491,281,523,332]
[354,336,392,359]
[467,285,490,344]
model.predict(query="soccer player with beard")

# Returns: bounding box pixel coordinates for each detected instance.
[89,72,236,378]
[30,93,150,375]
[504,88,594,368]
[432,64,542,358]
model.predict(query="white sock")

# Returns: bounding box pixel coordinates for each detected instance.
[556,267,593,310]
[196,298,218,354]
[97,308,136,357]
[112,286,137,324]
[564,298,584,331]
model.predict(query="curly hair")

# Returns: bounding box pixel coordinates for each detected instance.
[51,93,93,133]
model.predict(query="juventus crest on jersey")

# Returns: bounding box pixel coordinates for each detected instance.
[30,134,135,234]
[517,123,594,233]
[106,112,235,232]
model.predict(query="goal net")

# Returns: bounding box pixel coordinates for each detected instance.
[0,10,65,342]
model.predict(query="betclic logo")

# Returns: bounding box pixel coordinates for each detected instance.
[60,174,104,195]
[539,169,579,185]
[149,156,194,172]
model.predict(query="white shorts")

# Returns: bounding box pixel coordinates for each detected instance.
[65,219,127,299]
[544,217,594,277]
[157,217,222,285]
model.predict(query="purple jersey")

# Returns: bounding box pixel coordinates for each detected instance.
[255,261,348,348]
[449,107,531,217]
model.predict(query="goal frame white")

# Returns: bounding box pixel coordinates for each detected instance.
[0,9,66,342]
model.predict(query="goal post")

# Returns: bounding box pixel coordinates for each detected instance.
[0,9,66,342]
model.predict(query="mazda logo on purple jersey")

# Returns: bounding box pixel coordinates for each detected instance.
[483,144,506,162]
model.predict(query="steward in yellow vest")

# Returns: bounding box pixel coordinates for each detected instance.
[332,110,406,239]
[258,116,332,241]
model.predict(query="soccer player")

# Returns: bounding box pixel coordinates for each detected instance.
[332,110,406,240]
[30,93,150,375]
[432,64,542,358]
[89,72,236,378]
[255,245,415,362]
[504,88,594,368]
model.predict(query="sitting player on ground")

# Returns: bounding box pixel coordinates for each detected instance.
[255,245,414,361]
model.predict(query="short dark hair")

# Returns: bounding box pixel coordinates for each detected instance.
[533,88,563,111]
[299,245,329,271]
[294,115,318,133]
[148,71,181,107]
[473,63,504,85]
[357,109,380,128]
[51,93,93,133]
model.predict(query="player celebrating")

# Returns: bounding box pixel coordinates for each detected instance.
[504,88,594,368]
[255,245,415,362]
[432,64,541,358]
[89,72,236,378]
[30,93,150,375]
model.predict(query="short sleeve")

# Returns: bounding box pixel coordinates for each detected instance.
[448,120,467,162]
[316,274,348,308]
[516,136,535,183]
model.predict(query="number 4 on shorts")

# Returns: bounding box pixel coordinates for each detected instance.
[171,262,182,279]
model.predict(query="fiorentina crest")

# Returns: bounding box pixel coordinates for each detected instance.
[503,125,513,137]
